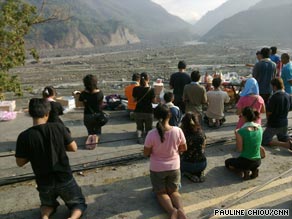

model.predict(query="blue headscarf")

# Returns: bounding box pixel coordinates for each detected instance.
[240,78,259,97]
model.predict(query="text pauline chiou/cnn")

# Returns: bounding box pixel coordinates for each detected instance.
[214,209,289,217]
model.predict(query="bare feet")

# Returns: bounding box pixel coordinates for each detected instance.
[68,209,82,219]
[40,206,55,219]
[170,209,178,219]
[178,208,187,219]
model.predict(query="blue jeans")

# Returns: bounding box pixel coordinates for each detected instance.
[180,160,207,175]
[37,178,87,212]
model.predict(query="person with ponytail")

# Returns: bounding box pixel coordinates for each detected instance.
[144,104,187,219]
[180,112,207,182]
[132,72,156,144]
[42,86,67,127]
[225,106,263,180]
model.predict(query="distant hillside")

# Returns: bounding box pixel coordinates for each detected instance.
[201,0,292,44]
[193,0,261,36]
[251,0,292,9]
[25,0,195,49]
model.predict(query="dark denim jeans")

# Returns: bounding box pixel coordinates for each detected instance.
[135,112,153,134]
[37,178,87,213]
[180,160,207,176]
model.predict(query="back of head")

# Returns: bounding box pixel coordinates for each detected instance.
[191,71,201,82]
[281,53,290,63]
[42,86,56,98]
[132,73,140,82]
[271,77,284,90]
[29,98,51,118]
[83,74,97,92]
[212,77,222,88]
[140,72,149,87]
[164,92,174,103]
[178,61,186,70]
[154,104,171,143]
[242,106,259,122]
[261,47,271,59]
[270,46,277,55]
[181,112,201,133]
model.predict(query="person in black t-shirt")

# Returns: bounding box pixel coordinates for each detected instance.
[79,74,104,149]
[133,72,156,144]
[169,61,191,113]
[16,98,87,219]
[262,78,292,152]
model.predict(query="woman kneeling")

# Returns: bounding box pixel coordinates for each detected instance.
[225,107,262,180]
[144,104,187,219]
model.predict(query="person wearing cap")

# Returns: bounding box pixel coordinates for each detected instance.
[169,61,191,113]
[153,78,165,104]
[124,73,140,119]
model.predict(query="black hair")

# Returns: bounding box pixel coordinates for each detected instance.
[191,71,201,82]
[140,72,149,87]
[241,106,259,122]
[83,74,98,92]
[132,73,140,82]
[261,47,271,59]
[212,77,222,88]
[281,53,290,61]
[271,77,284,90]
[270,46,277,55]
[180,112,202,134]
[154,104,171,143]
[163,92,174,103]
[29,98,51,118]
[42,86,56,98]
[178,61,186,70]
[256,51,261,55]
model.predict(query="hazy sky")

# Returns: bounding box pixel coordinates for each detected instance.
[152,0,228,23]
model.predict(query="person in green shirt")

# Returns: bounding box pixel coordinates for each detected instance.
[225,107,263,180]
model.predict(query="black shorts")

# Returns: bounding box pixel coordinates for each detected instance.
[225,157,261,171]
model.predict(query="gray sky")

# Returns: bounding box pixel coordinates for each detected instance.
[152,0,228,23]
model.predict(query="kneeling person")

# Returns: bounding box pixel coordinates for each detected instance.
[15,98,87,219]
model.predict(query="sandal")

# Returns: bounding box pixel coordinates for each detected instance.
[242,170,250,180]
[183,172,201,183]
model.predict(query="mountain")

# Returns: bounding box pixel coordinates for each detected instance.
[193,0,261,36]
[25,0,195,49]
[251,0,292,9]
[201,0,292,44]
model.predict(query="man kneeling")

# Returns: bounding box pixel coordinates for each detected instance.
[15,98,87,219]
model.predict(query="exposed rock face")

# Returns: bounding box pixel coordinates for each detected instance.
[53,28,95,49]
[108,27,140,46]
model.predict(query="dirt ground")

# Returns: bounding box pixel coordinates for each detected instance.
[0,109,291,219]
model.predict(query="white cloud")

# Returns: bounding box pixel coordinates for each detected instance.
[152,0,228,22]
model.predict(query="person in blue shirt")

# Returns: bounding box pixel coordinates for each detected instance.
[270,47,281,77]
[281,53,292,94]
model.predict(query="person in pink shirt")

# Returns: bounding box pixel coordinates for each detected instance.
[144,104,187,219]
[236,78,266,129]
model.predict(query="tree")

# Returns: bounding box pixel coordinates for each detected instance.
[0,0,65,99]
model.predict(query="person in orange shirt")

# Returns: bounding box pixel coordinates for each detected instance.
[125,73,140,119]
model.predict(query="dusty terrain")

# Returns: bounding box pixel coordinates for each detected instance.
[1,43,292,219]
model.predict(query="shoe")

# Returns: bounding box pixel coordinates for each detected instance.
[250,169,259,179]
[183,172,201,183]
